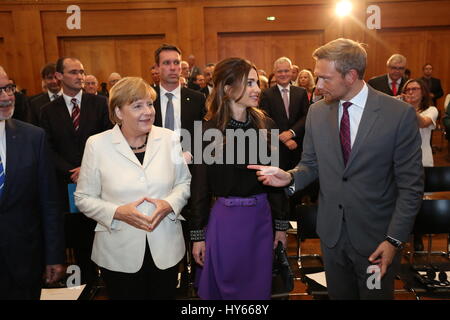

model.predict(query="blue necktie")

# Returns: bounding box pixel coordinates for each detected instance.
[0,156,5,198]
[165,92,174,131]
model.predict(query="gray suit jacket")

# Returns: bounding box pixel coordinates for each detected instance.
[290,87,423,256]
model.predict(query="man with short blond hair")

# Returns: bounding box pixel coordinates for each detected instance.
[251,39,423,300]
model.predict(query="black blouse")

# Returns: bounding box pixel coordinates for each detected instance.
[189,117,289,241]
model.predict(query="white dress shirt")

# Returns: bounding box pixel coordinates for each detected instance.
[47,89,62,101]
[338,83,369,147]
[63,90,83,116]
[159,85,181,132]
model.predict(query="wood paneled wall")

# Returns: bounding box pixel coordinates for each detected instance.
[0,0,449,108]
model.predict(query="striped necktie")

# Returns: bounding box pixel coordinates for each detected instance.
[0,156,5,198]
[71,98,80,131]
[340,101,352,166]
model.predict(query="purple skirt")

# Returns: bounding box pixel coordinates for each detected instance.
[197,193,273,300]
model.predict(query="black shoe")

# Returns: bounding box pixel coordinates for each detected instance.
[414,237,424,251]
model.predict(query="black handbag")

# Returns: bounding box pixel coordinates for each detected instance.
[273,241,294,292]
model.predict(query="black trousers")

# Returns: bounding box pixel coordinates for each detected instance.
[321,222,401,300]
[100,242,179,300]
[0,251,41,300]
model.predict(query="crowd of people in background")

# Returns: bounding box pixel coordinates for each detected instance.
[1,38,449,300]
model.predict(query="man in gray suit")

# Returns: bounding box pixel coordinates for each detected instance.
[249,38,423,299]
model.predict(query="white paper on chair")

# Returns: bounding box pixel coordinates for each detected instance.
[305,271,327,287]
[40,284,86,300]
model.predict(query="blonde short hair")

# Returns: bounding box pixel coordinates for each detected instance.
[298,69,315,92]
[108,77,157,124]
[313,38,367,79]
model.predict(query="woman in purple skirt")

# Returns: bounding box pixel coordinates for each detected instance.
[190,58,289,300]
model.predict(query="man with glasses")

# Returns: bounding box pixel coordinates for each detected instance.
[368,54,407,97]
[28,63,62,126]
[0,66,65,299]
[40,57,112,290]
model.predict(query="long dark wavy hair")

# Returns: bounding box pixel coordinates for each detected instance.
[205,57,267,132]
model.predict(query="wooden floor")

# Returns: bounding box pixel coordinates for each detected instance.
[92,131,450,300]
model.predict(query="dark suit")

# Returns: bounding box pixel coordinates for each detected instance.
[12,91,29,122]
[200,86,212,99]
[259,85,310,170]
[154,85,206,155]
[420,76,444,106]
[28,92,51,126]
[290,86,423,299]
[367,74,406,96]
[40,92,112,287]
[0,119,64,299]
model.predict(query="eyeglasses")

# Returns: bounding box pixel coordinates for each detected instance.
[404,87,421,93]
[0,84,16,96]
[389,66,406,71]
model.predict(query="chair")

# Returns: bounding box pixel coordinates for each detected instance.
[295,204,321,269]
[410,200,450,265]
[294,204,328,298]
[411,167,450,259]
[424,166,450,193]
[401,200,450,299]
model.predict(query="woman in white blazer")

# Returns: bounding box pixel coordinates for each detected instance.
[74,77,191,299]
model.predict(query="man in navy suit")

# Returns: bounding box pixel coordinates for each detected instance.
[40,57,112,289]
[0,67,64,299]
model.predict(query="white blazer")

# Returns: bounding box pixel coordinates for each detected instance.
[74,124,191,272]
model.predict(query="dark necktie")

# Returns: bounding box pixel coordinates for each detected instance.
[340,101,352,166]
[71,98,80,131]
[165,92,174,131]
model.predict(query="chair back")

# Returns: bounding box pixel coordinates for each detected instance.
[424,167,450,192]
[295,204,319,240]
[413,200,450,234]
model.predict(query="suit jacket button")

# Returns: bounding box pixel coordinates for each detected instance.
[343,177,348,182]
[338,204,343,209]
